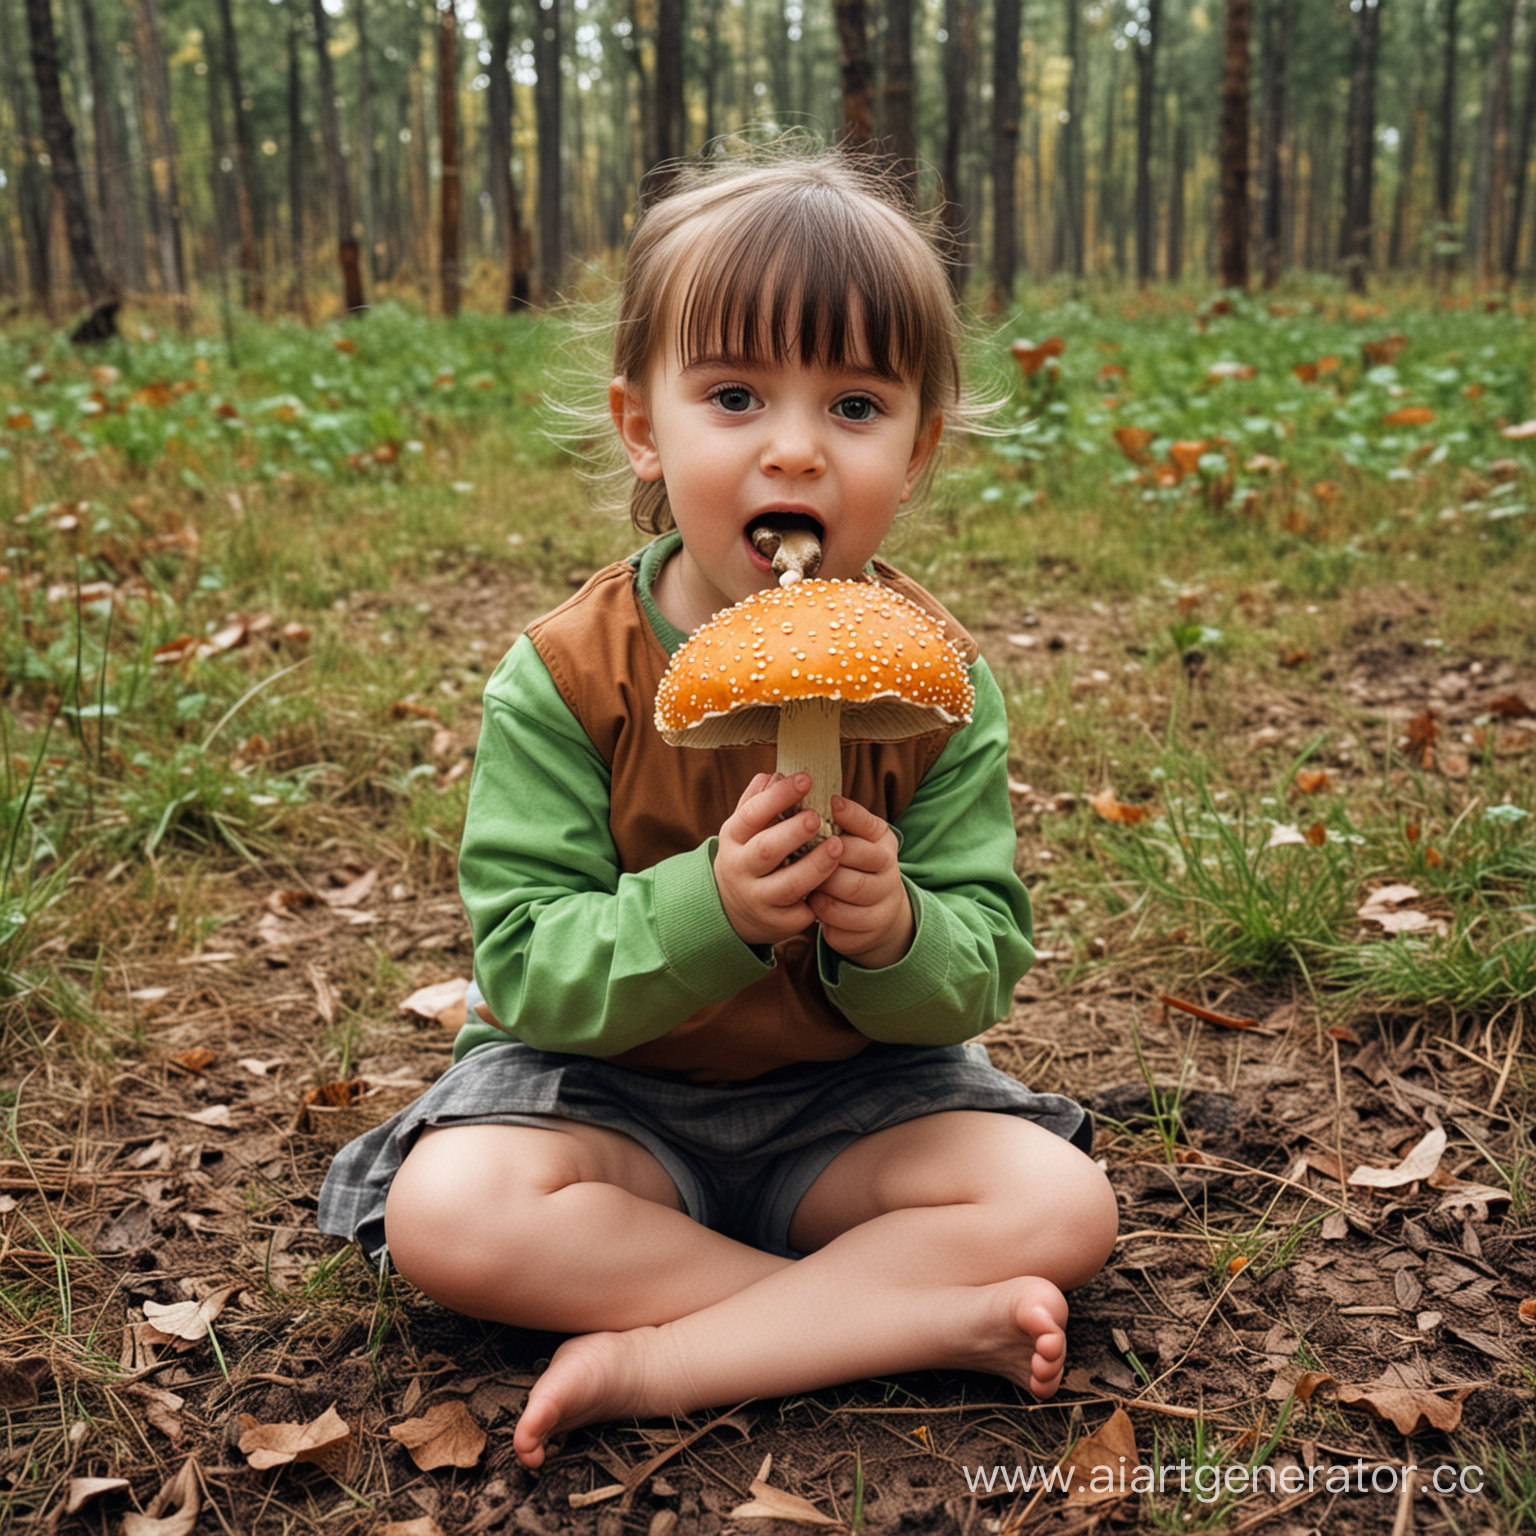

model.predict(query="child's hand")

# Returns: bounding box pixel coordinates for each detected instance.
[808,795,915,970]
[714,773,844,947]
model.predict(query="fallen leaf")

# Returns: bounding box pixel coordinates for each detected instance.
[1063,1407,1141,1506]
[1362,334,1409,368]
[1090,787,1154,825]
[1348,1126,1447,1189]
[1519,1299,1536,1326]
[122,1457,200,1536]
[1500,419,1536,440]
[182,1104,233,1128]
[62,1477,130,1514]
[238,1403,352,1471]
[320,868,379,908]
[1266,823,1309,848]
[388,1400,486,1471]
[130,1384,187,1443]
[1304,822,1328,846]
[0,1355,50,1407]
[399,977,470,1030]
[377,1521,448,1536]
[1167,440,1209,477]
[168,1048,215,1074]
[293,1079,367,1132]
[1206,361,1258,381]
[1336,1381,1471,1435]
[1011,335,1065,375]
[1113,425,1155,463]
[1159,994,1259,1030]
[1383,406,1436,426]
[1294,768,1332,794]
[141,1285,236,1343]
[728,1454,838,1525]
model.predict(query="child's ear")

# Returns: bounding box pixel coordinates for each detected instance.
[610,377,665,483]
[901,413,944,501]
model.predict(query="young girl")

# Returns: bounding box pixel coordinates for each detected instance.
[319,149,1116,1470]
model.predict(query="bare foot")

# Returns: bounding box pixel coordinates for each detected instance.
[513,1329,653,1469]
[959,1275,1070,1399]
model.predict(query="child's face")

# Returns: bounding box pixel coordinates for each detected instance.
[611,330,940,634]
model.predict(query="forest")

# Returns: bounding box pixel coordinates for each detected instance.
[6,0,1534,335]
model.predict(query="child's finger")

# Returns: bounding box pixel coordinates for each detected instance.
[829,795,891,846]
[730,772,812,836]
[732,772,774,813]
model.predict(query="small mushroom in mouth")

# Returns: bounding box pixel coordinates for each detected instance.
[750,521,823,586]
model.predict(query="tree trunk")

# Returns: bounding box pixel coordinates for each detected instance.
[1503,0,1536,281]
[286,2,308,317]
[1059,0,1086,276]
[655,0,686,169]
[309,0,365,313]
[486,0,532,309]
[355,0,379,286]
[990,0,1021,304]
[26,0,119,336]
[437,0,460,318]
[132,0,189,330]
[881,0,917,198]
[835,0,875,150]
[1435,0,1459,279]
[1217,0,1251,289]
[1100,42,1122,277]
[77,0,135,295]
[1167,110,1187,282]
[535,0,564,300]
[1258,0,1291,287]
[1339,0,1384,293]
[940,0,971,288]
[1133,0,1162,286]
[216,0,263,310]
[1469,0,1516,280]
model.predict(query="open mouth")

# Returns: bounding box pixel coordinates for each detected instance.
[747,510,824,542]
[747,513,824,584]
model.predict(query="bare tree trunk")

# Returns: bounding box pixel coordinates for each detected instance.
[940,0,971,288]
[1435,0,1459,281]
[286,2,309,317]
[437,0,460,317]
[881,0,917,198]
[701,0,725,147]
[25,0,119,336]
[1503,2,1536,281]
[990,0,1021,303]
[1133,0,1162,286]
[1217,0,1251,289]
[486,0,532,309]
[1469,0,1516,280]
[1339,0,1384,293]
[77,0,134,294]
[1059,0,1086,276]
[1100,42,1122,277]
[216,0,263,310]
[309,0,365,313]
[1258,0,1291,287]
[132,0,189,330]
[835,0,875,150]
[655,0,686,169]
[1167,110,1187,281]
[355,0,379,286]
[535,0,564,300]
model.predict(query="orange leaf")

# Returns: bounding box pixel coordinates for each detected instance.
[1010,335,1065,375]
[1278,648,1310,668]
[5,410,34,429]
[1487,693,1533,718]
[333,337,357,355]
[1096,362,1127,384]
[1113,425,1155,464]
[1090,787,1153,825]
[1310,480,1341,503]
[131,382,176,408]
[1383,406,1435,427]
[1361,334,1409,368]
[1167,440,1209,477]
[1405,711,1440,752]
[1294,768,1332,794]
[1304,822,1328,846]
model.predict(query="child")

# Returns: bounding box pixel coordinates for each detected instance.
[319,148,1117,1470]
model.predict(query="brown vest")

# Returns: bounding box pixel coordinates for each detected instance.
[524,557,981,1083]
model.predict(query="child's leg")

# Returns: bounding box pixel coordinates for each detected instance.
[384,1121,792,1330]
[515,1111,1117,1466]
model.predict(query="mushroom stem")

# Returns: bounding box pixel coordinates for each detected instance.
[775,696,843,845]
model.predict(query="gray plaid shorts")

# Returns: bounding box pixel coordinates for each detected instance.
[317,1038,1091,1265]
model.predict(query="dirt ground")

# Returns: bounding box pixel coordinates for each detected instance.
[3,568,1532,1535]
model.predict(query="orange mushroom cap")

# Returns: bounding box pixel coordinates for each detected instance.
[655,579,975,748]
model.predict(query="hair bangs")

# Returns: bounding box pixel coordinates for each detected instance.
[671,191,931,386]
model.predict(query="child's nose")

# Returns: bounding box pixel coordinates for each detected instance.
[760,414,826,476]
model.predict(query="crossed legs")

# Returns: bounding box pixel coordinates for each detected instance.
[384,1110,1117,1468]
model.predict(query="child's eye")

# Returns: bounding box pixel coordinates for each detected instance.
[833,395,881,423]
[709,385,757,413]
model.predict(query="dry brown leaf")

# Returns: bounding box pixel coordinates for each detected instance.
[1348,1126,1447,1189]
[1500,418,1536,439]
[1063,1407,1141,1506]
[121,1456,200,1536]
[377,1521,448,1536]
[1294,768,1332,794]
[168,1048,215,1074]
[1336,1382,1471,1435]
[0,1355,49,1408]
[388,1400,487,1471]
[1090,787,1154,825]
[130,1385,187,1444]
[399,977,471,1030]
[61,1477,130,1515]
[141,1286,236,1343]
[727,1454,839,1527]
[238,1403,352,1471]
[320,867,379,908]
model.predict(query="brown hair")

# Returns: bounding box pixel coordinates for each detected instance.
[612,150,966,536]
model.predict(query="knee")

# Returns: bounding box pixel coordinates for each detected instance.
[987,1141,1118,1291]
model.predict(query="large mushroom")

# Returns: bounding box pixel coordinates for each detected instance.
[655,578,975,844]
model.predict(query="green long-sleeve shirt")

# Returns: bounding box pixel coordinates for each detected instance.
[454,537,1033,1073]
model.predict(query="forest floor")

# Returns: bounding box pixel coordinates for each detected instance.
[8,569,1532,1536]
